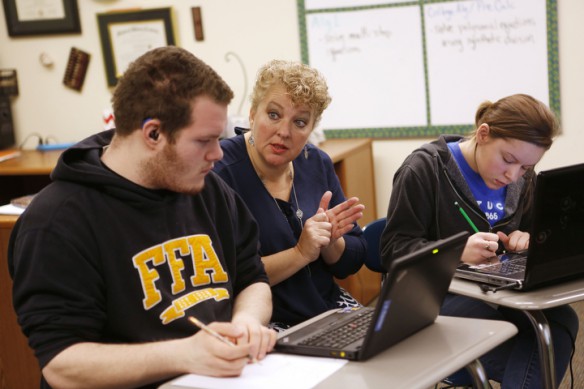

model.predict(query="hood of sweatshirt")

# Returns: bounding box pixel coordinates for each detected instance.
[51,129,178,209]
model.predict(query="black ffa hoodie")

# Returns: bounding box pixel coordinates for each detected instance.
[8,130,267,388]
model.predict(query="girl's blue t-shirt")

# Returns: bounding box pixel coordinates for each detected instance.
[448,141,507,226]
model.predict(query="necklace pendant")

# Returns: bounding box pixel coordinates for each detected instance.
[296,209,303,219]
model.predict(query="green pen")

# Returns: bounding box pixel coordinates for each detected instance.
[454,201,479,233]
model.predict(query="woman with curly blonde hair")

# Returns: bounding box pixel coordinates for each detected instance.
[214,60,366,330]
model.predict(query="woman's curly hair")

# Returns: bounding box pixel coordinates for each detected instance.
[250,60,332,126]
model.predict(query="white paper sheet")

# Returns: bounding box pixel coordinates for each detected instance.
[0,203,25,215]
[170,353,347,389]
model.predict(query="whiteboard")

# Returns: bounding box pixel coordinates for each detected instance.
[305,0,412,11]
[298,0,559,138]
[307,7,427,129]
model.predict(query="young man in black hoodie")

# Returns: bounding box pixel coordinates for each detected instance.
[9,46,276,389]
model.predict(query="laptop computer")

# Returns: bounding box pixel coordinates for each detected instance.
[275,231,467,361]
[455,162,584,291]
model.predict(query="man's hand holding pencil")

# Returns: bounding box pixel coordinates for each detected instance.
[186,315,277,376]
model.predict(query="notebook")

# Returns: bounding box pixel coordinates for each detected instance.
[275,231,467,361]
[455,162,584,291]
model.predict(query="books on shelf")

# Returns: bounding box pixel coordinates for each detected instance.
[0,149,20,163]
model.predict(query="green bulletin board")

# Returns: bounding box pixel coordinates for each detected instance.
[297,0,559,138]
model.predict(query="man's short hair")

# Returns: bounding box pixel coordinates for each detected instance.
[112,46,234,140]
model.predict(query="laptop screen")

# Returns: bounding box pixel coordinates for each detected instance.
[525,163,584,283]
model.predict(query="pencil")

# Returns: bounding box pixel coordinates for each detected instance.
[454,201,480,233]
[188,316,258,363]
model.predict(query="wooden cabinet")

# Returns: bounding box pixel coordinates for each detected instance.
[1,215,41,389]
[319,138,381,305]
[0,150,58,389]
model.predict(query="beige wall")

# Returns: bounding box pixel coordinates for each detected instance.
[0,0,301,145]
[1,1,582,218]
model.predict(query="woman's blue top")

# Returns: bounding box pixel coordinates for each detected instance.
[213,133,366,326]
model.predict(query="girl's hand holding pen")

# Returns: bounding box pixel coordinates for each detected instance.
[461,232,500,265]
[454,202,500,264]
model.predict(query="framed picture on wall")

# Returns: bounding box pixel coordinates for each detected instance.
[97,8,176,87]
[2,0,81,37]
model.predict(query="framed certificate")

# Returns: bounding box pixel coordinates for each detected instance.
[2,0,81,36]
[97,8,176,87]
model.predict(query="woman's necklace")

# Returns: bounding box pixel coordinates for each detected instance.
[248,144,303,227]
[263,167,304,228]
[289,171,303,227]
[291,180,303,221]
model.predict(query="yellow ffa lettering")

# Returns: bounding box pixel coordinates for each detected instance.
[133,235,229,311]
[133,246,165,309]
[163,239,188,294]
[188,235,228,285]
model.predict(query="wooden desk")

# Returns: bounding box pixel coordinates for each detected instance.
[0,149,61,204]
[450,277,584,389]
[160,315,518,389]
[319,138,381,305]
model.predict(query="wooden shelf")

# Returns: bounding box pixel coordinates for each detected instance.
[0,150,62,204]
[0,149,61,175]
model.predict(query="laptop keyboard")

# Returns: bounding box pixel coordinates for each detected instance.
[482,257,527,275]
[299,309,375,348]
